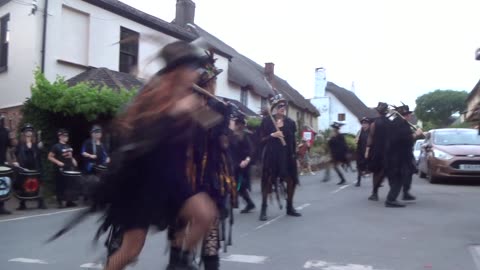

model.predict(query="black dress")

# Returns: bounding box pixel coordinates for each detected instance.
[328,134,348,163]
[368,115,390,173]
[259,115,298,193]
[356,129,369,171]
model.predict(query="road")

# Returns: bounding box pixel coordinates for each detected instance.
[1,171,480,270]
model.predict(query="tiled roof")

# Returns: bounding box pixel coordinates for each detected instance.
[66,67,144,90]
[326,82,377,120]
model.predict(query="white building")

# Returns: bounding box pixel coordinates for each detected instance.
[0,0,318,131]
[310,68,377,135]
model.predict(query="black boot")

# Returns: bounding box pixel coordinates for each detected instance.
[402,193,416,201]
[368,193,379,201]
[385,200,406,208]
[166,247,198,270]
[240,192,255,213]
[337,180,346,185]
[259,204,268,221]
[17,200,27,210]
[286,201,301,217]
[203,255,219,270]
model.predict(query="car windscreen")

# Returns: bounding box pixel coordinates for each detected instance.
[433,130,480,145]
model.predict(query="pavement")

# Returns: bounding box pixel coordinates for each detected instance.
[1,170,480,270]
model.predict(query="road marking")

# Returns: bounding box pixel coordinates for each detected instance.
[254,203,310,230]
[304,260,386,269]
[8,258,48,264]
[221,254,268,264]
[0,207,88,223]
[469,245,480,270]
[331,184,351,194]
[80,262,104,269]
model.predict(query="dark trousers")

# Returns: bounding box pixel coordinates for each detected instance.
[372,170,385,195]
[386,170,411,202]
[403,174,413,194]
[324,162,346,182]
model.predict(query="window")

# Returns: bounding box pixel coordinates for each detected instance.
[0,14,10,73]
[338,113,346,121]
[240,88,248,106]
[261,97,267,109]
[119,27,139,73]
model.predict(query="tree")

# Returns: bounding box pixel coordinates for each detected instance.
[414,90,468,128]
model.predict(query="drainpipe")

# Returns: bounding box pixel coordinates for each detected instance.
[40,0,48,73]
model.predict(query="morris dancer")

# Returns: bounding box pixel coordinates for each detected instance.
[322,122,348,185]
[229,114,255,214]
[384,104,423,207]
[173,50,237,270]
[258,95,301,221]
[365,102,390,201]
[355,117,371,187]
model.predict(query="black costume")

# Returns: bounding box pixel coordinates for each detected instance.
[81,139,109,174]
[385,106,417,207]
[355,117,370,186]
[258,100,300,221]
[323,122,348,185]
[229,117,255,213]
[366,102,390,201]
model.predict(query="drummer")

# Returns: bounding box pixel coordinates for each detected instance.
[48,129,78,208]
[0,115,12,215]
[81,125,110,174]
[14,124,47,210]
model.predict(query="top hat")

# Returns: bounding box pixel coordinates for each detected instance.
[270,94,287,111]
[156,41,207,75]
[394,104,413,116]
[21,123,34,133]
[375,102,389,114]
[330,121,344,130]
[360,117,371,124]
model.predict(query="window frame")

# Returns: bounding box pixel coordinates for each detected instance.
[119,26,139,73]
[240,88,248,106]
[338,113,346,121]
[0,13,10,73]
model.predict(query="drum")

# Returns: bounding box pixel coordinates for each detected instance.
[0,166,13,202]
[93,164,108,176]
[15,169,41,200]
[61,170,83,202]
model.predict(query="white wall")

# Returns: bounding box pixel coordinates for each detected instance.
[44,0,179,82]
[311,96,330,132]
[0,0,43,109]
[326,92,360,135]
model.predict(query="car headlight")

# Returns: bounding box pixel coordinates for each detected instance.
[433,149,454,160]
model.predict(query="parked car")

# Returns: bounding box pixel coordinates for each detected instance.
[417,128,480,183]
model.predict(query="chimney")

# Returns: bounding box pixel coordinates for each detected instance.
[314,67,327,97]
[265,62,275,86]
[175,0,196,28]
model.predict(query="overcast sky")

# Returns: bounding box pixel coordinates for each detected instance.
[121,0,480,109]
